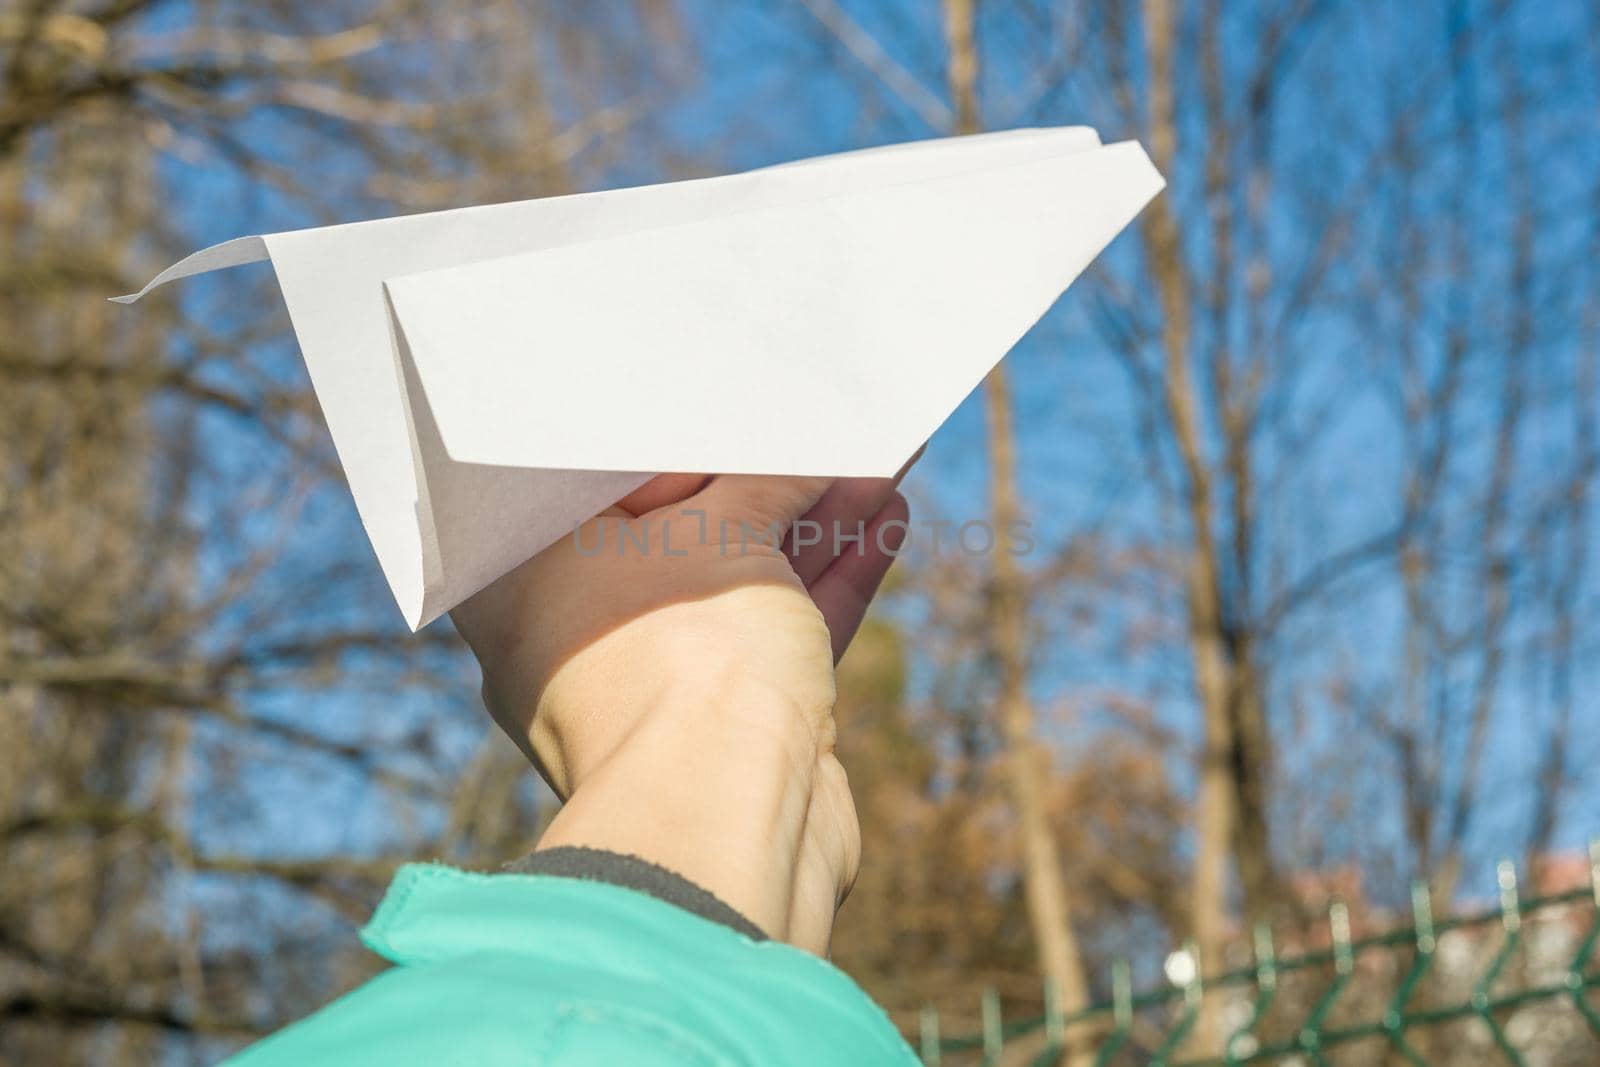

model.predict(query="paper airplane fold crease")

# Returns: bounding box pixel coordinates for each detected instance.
[115,126,1164,630]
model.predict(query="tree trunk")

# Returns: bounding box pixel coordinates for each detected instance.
[1228,649,1276,922]
[943,2,1092,1061]
[1140,0,1235,1054]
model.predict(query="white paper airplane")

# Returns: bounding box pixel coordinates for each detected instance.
[116,127,1164,629]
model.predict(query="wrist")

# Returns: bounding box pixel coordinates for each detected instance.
[532,680,843,948]
[524,585,837,796]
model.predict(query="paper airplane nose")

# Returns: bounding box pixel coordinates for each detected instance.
[115,127,1163,629]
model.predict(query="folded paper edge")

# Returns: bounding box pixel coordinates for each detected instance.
[112,233,438,631]
[381,286,450,633]
[114,128,1104,307]
[110,235,271,303]
[386,138,1167,478]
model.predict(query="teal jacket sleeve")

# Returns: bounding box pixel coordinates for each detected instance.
[225,863,919,1066]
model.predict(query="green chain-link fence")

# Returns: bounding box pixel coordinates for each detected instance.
[919,843,1600,1066]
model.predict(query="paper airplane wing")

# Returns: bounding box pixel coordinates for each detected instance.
[116,127,1163,629]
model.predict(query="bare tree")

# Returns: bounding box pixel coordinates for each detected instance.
[0,3,687,1061]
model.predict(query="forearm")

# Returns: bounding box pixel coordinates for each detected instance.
[532,680,854,953]
[453,478,899,956]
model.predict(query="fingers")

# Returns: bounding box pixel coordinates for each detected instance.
[810,492,910,662]
[614,446,924,554]
[785,477,899,586]
[786,443,925,586]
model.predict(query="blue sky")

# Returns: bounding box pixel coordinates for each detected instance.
[150,0,1600,909]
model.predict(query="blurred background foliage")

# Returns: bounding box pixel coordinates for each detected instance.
[1,1,1597,1063]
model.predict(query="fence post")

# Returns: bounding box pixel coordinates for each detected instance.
[1151,940,1202,1066]
[1043,974,1063,1054]
[1567,841,1600,1036]
[1383,881,1435,1066]
[1297,900,1352,1065]
[1091,959,1132,1067]
[1225,921,1276,1064]
[1473,859,1526,1065]
[919,1003,941,1067]
[981,985,1002,1066]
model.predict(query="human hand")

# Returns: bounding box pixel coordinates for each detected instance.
[451,470,912,952]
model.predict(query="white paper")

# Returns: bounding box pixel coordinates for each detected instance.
[115,127,1164,629]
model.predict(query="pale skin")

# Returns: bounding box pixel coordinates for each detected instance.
[452,469,913,955]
